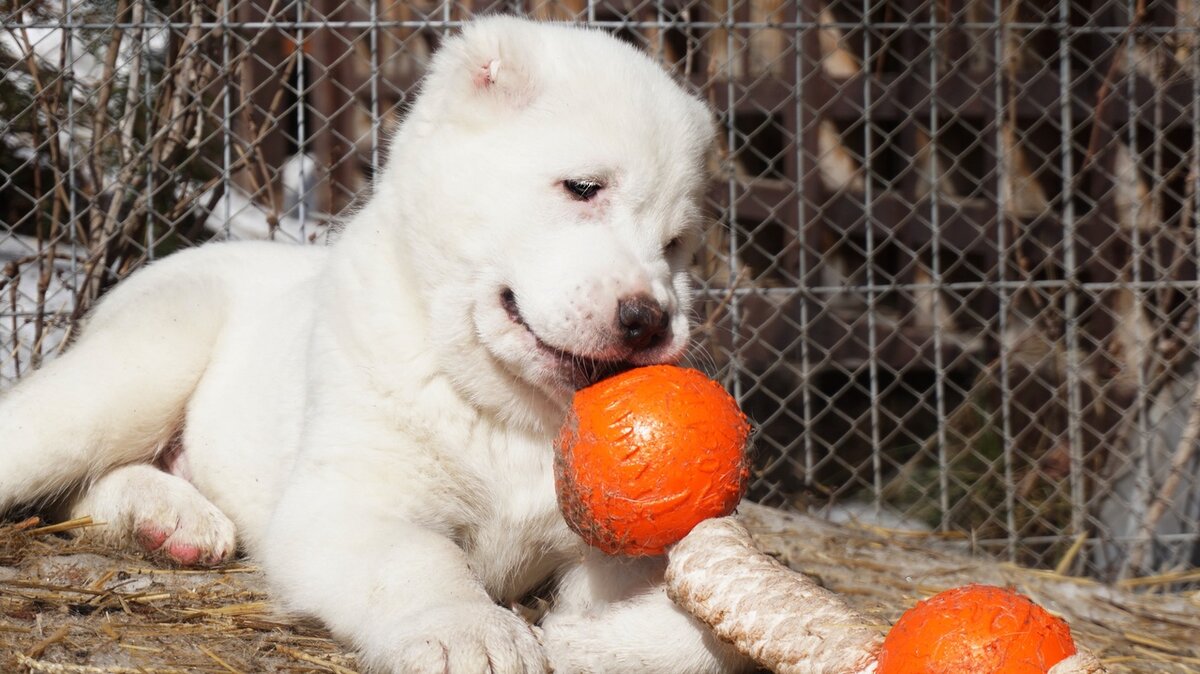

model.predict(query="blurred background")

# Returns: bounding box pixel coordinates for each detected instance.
[2,0,1198,582]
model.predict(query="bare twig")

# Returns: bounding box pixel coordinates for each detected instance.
[88,0,129,194]
[273,645,359,674]
[76,0,147,309]
[26,624,70,659]
[6,256,23,377]
[698,266,749,336]
[1125,378,1200,573]
[1074,0,1147,186]
[16,654,190,673]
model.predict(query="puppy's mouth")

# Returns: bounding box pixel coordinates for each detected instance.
[500,288,634,390]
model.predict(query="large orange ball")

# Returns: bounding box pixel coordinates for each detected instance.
[877,584,1077,674]
[554,365,750,556]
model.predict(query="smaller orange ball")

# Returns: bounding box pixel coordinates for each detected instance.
[877,584,1077,674]
[554,365,750,556]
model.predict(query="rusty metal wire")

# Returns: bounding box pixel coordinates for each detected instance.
[2,0,1198,580]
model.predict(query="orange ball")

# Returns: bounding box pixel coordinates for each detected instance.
[877,584,1077,674]
[554,365,750,556]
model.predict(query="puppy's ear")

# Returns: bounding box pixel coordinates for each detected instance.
[435,16,541,112]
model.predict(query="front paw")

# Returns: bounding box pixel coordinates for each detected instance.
[370,603,548,674]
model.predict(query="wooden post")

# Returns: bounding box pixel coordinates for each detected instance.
[310,0,365,218]
[234,0,289,217]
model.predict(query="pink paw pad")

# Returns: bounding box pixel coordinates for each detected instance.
[135,526,171,552]
[165,543,202,565]
[134,524,229,566]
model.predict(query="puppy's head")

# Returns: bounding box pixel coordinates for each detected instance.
[384,17,715,428]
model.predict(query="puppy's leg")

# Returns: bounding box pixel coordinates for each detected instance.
[262,473,548,674]
[540,550,754,674]
[68,464,236,566]
[0,271,226,514]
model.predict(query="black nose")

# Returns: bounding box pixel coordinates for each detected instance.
[617,295,670,352]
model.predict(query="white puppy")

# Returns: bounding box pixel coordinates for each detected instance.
[0,16,749,674]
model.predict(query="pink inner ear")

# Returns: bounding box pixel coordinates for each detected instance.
[473,59,501,89]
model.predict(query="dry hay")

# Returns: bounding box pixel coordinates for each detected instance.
[2,506,1198,673]
[0,517,356,673]
[738,504,1200,674]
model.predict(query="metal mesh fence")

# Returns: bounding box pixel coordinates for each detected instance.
[2,0,1199,581]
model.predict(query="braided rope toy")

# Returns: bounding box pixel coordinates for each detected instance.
[665,517,1107,674]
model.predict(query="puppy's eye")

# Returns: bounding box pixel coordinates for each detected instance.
[664,236,684,255]
[563,179,603,201]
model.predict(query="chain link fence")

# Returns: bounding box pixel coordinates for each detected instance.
[2,0,1199,581]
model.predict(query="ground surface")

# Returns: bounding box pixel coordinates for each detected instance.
[2,505,1198,673]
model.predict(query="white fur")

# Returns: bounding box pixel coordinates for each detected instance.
[0,17,748,674]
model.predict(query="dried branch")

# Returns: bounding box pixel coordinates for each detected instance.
[75,0,147,310]
[1125,373,1200,574]
[4,14,74,371]
[88,0,130,197]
